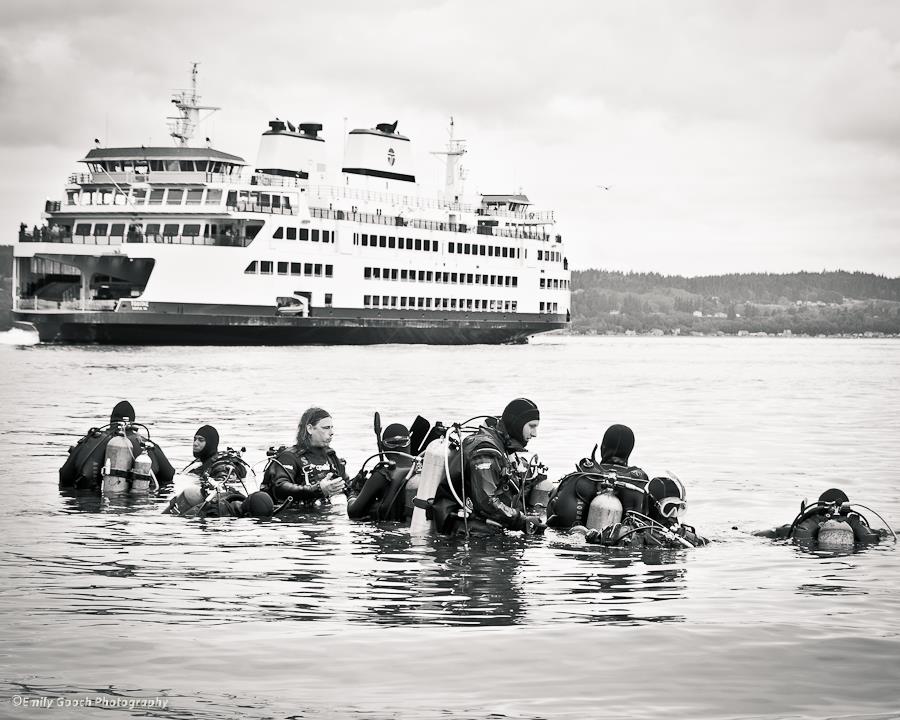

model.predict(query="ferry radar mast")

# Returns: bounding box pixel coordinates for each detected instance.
[168,62,220,146]
[432,117,467,202]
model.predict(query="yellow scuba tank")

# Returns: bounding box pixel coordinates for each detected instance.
[817,518,855,549]
[101,430,135,494]
[409,437,448,535]
[586,486,623,532]
[130,449,154,494]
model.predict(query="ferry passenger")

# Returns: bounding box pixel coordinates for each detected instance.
[59,400,175,490]
[261,407,348,505]
[431,398,545,536]
[346,423,417,522]
[753,488,885,546]
[582,474,708,548]
[546,423,649,528]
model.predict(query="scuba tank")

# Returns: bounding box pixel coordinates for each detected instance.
[101,429,134,494]
[817,518,855,550]
[409,437,449,535]
[129,449,155,494]
[585,485,623,532]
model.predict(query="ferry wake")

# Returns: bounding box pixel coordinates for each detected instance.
[13,65,571,345]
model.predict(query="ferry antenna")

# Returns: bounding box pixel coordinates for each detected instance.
[169,62,220,147]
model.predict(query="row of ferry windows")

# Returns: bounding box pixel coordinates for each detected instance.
[355,233,440,252]
[540,278,569,289]
[68,188,224,206]
[244,261,334,278]
[540,302,561,312]
[537,249,562,262]
[272,227,334,243]
[88,160,239,174]
[364,266,518,287]
[363,295,518,312]
[73,222,219,237]
[447,241,520,259]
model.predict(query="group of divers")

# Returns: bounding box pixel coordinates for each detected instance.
[58,399,896,551]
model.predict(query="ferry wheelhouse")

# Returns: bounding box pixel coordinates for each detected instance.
[13,68,571,344]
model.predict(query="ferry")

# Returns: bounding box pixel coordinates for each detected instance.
[12,66,571,344]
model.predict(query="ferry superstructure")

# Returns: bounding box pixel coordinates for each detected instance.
[12,67,571,344]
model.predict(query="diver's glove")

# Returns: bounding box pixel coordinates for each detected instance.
[524,515,546,536]
[585,522,624,546]
[345,469,367,496]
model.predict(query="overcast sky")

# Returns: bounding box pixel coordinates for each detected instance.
[1,0,899,276]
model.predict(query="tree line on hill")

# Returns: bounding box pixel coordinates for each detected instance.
[570,269,900,335]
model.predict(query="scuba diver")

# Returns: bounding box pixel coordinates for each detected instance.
[578,473,708,548]
[346,423,419,522]
[753,488,895,549]
[260,407,348,507]
[165,426,273,518]
[427,398,546,536]
[59,400,175,492]
[546,423,650,528]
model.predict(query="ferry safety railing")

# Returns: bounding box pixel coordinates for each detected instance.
[19,230,251,247]
[226,201,297,215]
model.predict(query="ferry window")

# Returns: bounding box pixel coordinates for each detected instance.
[364,295,371,306]
[286,227,297,240]
[479,245,486,256]
[373,296,380,307]
[403,238,410,249]
[277,262,288,275]
[211,162,222,173]
[260,261,273,275]
[390,269,397,280]
[511,301,517,311]
[147,189,164,206]
[300,228,309,241]
[425,271,432,281]
[353,233,359,246]
[450,299,457,309]
[66,191,78,205]
[271,195,281,209]
[314,264,322,277]
[388,237,396,249]
[166,160,179,172]
[149,160,164,172]
[451,273,458,283]
[432,242,439,252]
[540,279,545,289]
[166,189,184,205]
[304,263,313,275]
[145,223,160,237]
[391,296,398,307]
[290,263,301,275]
[364,268,372,279]
[512,277,518,287]
[424,298,431,308]
[75,223,90,236]
[163,224,179,237]
[180,161,194,172]
[461,243,469,254]
[444,272,451,283]
[244,261,258,274]
[273,227,284,239]
[246,226,262,240]
[379,236,386,248]
[400,270,407,280]
[400,297,407,307]
[361,234,368,246]
[183,224,201,237]
[312,230,320,242]
[325,264,333,277]
[414,238,421,250]
[186,189,203,205]
[539,302,545,312]
[110,223,125,237]
[448,242,455,254]
[482,274,488,284]
[324,293,332,307]
[132,189,147,204]
[93,224,108,236]
[423,240,431,251]
[488,246,494,257]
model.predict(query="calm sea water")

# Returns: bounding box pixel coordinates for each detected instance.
[1,334,898,720]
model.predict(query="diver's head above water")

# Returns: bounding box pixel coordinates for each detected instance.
[600,424,635,465]
[110,400,135,424]
[500,398,540,446]
[297,407,334,450]
[382,423,411,454]
[193,424,219,461]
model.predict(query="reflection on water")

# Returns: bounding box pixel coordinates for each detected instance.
[1,337,899,719]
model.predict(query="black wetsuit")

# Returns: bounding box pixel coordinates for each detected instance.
[756,508,881,544]
[432,422,531,534]
[546,458,649,528]
[261,445,348,504]
[585,518,707,548]
[59,426,175,490]
[346,458,415,522]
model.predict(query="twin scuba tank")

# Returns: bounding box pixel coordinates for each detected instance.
[100,425,156,494]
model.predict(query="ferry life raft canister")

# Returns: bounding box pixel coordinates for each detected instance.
[817,518,855,549]
[409,437,448,535]
[101,430,135,494]
[130,449,154,494]
[586,486,623,532]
